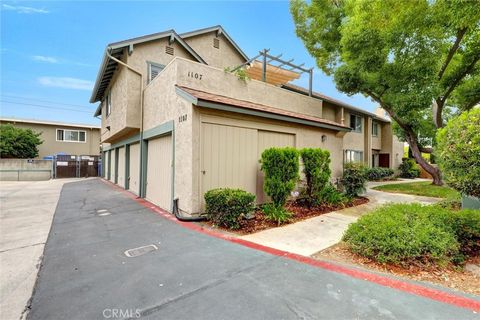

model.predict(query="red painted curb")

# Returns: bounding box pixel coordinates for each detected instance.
[101,179,480,312]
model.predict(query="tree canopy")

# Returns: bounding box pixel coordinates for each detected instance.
[291,0,480,184]
[0,124,43,159]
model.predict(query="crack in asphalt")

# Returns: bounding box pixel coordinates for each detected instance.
[128,257,278,319]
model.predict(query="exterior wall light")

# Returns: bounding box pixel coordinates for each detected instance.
[321,134,327,142]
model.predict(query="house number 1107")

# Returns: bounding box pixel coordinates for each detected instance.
[187,71,203,80]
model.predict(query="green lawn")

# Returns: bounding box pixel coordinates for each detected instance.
[372,181,460,199]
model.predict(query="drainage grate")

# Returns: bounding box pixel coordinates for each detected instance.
[124,244,158,258]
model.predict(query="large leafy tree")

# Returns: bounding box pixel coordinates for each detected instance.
[291,0,480,185]
[0,124,43,158]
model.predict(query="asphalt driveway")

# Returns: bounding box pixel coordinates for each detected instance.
[27,179,479,320]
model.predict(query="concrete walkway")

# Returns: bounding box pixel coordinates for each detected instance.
[241,179,441,256]
[27,179,479,319]
[0,179,86,320]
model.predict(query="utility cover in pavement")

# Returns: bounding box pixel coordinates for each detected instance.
[124,244,158,258]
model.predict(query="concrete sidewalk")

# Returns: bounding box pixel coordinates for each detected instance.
[0,178,86,320]
[241,179,440,256]
[27,179,478,320]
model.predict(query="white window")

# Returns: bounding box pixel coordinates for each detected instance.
[372,122,379,136]
[56,129,86,143]
[344,150,363,163]
[105,92,111,117]
[148,62,165,83]
[350,114,362,133]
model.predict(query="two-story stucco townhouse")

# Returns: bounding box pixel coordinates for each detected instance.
[90,25,403,215]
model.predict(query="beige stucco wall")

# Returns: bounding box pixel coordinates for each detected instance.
[183,32,246,69]
[0,121,100,159]
[143,59,195,214]
[0,159,52,181]
[174,58,323,118]
[322,102,337,122]
[100,39,201,143]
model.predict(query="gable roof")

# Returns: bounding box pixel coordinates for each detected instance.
[180,25,249,62]
[89,30,206,103]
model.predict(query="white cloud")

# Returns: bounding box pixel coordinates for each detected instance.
[38,77,94,91]
[2,4,49,14]
[32,55,58,63]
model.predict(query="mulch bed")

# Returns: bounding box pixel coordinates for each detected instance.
[313,243,480,296]
[203,197,369,235]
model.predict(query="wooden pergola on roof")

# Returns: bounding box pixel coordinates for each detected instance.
[233,49,314,96]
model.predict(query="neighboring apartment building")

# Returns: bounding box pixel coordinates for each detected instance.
[90,25,403,215]
[0,118,101,159]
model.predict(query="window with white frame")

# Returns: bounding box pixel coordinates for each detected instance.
[105,92,111,117]
[372,121,379,136]
[344,149,364,163]
[350,114,362,133]
[148,62,165,83]
[56,129,86,143]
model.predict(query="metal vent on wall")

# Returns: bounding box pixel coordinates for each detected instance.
[165,46,174,55]
[213,38,220,49]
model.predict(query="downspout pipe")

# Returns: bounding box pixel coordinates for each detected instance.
[105,47,145,197]
[173,198,207,221]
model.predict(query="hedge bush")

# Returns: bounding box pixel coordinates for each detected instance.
[300,148,331,206]
[365,167,394,181]
[260,147,299,207]
[204,188,255,229]
[343,204,459,265]
[436,108,480,198]
[429,208,480,258]
[341,162,367,197]
[398,158,420,179]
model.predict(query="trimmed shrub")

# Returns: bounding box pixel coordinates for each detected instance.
[429,208,480,258]
[318,183,347,206]
[365,167,394,181]
[260,147,300,207]
[399,158,420,179]
[262,203,292,225]
[343,204,459,265]
[436,108,480,198]
[300,148,331,206]
[341,162,367,197]
[204,188,255,230]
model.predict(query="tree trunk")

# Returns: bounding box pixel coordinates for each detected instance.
[404,134,443,186]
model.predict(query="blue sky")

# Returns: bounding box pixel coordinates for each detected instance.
[1,1,377,126]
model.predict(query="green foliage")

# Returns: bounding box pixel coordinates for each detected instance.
[260,147,300,207]
[436,108,480,197]
[343,204,460,265]
[262,203,292,226]
[224,66,250,82]
[341,162,367,197]
[300,148,331,206]
[0,124,43,159]
[204,188,255,230]
[398,158,420,179]
[291,0,480,182]
[429,208,480,257]
[365,167,394,181]
[318,183,348,206]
